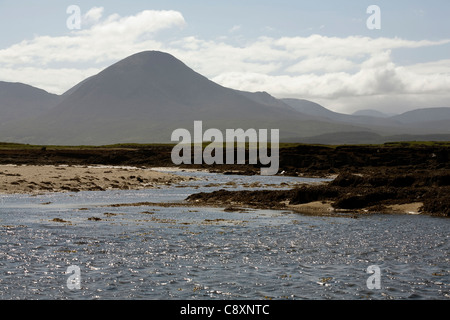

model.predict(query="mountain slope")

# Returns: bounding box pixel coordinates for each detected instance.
[1,51,367,145]
[0,81,60,125]
[281,98,343,119]
[390,107,450,124]
[281,98,403,127]
[281,97,450,132]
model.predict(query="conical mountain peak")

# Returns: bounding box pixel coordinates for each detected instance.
[0,51,362,145]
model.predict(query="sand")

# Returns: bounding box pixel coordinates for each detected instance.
[385,202,423,215]
[287,201,335,214]
[0,165,191,194]
[288,201,424,216]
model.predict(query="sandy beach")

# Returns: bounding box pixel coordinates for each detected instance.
[0,165,191,194]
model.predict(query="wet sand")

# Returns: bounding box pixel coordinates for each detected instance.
[288,201,423,216]
[0,165,191,194]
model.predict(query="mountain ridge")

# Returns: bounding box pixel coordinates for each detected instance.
[0,50,449,145]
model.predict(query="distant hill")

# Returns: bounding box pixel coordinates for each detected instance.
[0,81,60,125]
[0,51,367,145]
[282,98,405,129]
[282,98,450,133]
[390,107,450,124]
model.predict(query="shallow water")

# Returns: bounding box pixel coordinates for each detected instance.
[0,170,448,300]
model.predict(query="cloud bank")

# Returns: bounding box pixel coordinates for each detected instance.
[1,8,449,113]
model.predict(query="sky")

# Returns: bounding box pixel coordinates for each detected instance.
[0,0,449,114]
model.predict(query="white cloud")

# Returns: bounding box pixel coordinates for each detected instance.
[271,35,450,59]
[0,9,186,66]
[211,50,450,106]
[286,56,355,73]
[404,59,450,75]
[0,9,186,93]
[229,25,241,33]
[0,66,101,95]
[83,7,104,25]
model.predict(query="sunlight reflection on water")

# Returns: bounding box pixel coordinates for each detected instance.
[0,170,448,300]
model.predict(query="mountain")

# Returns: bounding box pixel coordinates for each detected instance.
[281,98,406,129]
[281,98,392,124]
[282,98,450,131]
[390,107,450,124]
[0,51,367,145]
[281,98,343,119]
[385,107,450,134]
[281,98,450,142]
[0,51,449,145]
[238,91,298,112]
[0,81,60,125]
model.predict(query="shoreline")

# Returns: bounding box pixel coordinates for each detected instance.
[288,201,423,216]
[0,144,449,217]
[96,198,425,218]
[185,170,450,217]
[184,197,428,218]
[0,164,448,218]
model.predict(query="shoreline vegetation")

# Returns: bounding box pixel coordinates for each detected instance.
[0,141,449,217]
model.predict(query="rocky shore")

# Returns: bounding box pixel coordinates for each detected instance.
[186,170,450,217]
[0,142,449,216]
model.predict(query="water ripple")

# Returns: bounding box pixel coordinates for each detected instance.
[0,171,448,299]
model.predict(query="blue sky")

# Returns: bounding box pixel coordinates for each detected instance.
[0,0,449,113]
[1,0,449,41]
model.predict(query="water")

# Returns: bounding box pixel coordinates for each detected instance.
[0,170,448,300]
